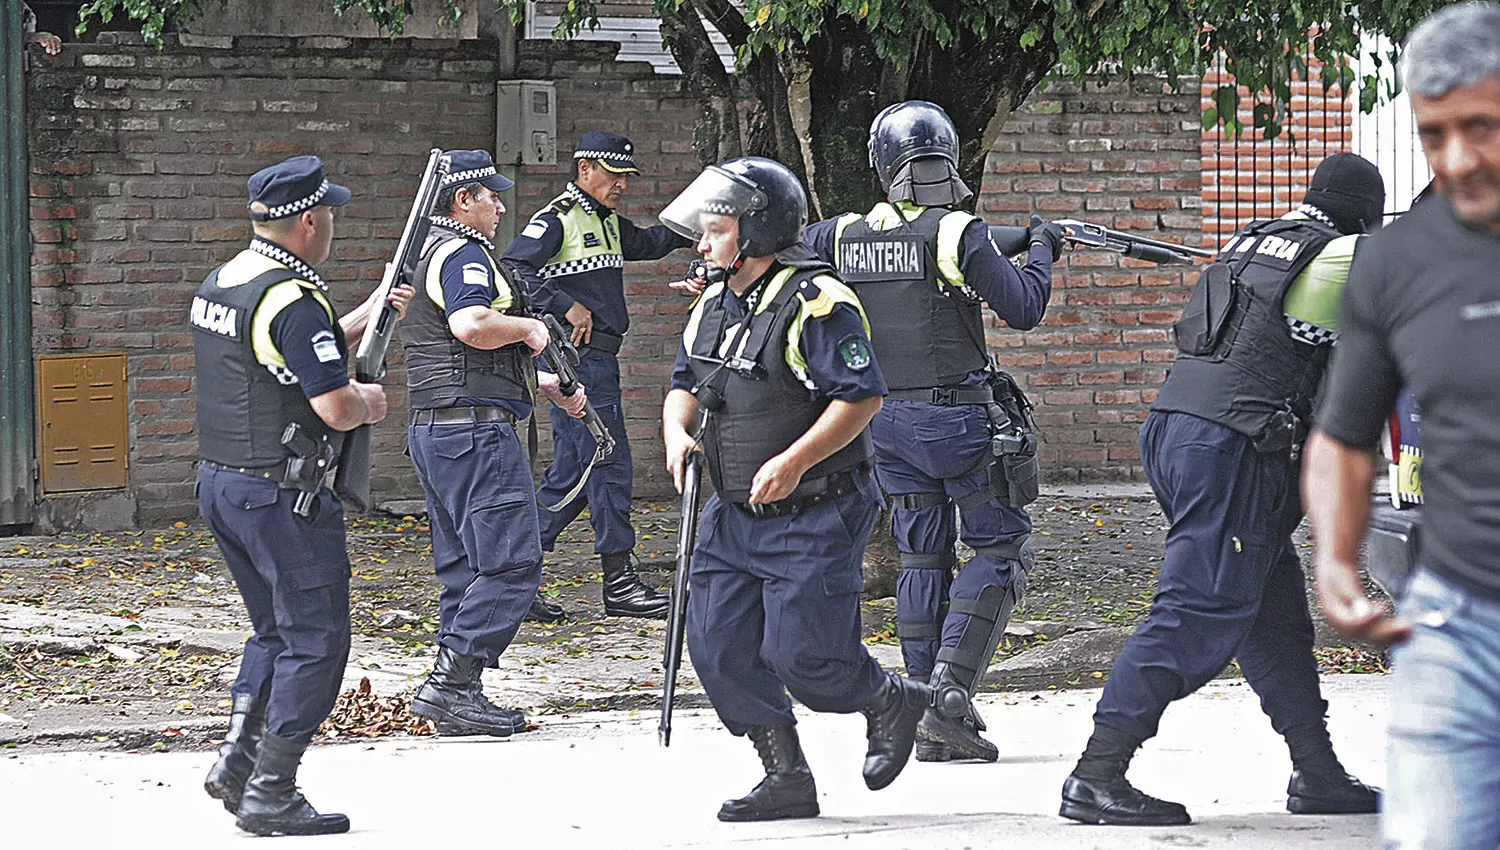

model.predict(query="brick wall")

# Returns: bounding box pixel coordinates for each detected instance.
[1201,61,1355,239]
[26,36,1204,521]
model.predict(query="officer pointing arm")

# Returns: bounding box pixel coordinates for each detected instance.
[499,132,692,623]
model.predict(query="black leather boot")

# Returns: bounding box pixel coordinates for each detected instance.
[234,733,349,837]
[204,693,265,813]
[524,591,567,623]
[1059,724,1191,826]
[1287,770,1381,814]
[915,701,998,762]
[859,672,930,790]
[718,726,820,822]
[411,646,526,737]
[600,552,669,619]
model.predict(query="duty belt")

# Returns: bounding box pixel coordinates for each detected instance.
[411,406,519,426]
[199,458,292,482]
[583,329,624,355]
[735,463,872,518]
[886,386,994,406]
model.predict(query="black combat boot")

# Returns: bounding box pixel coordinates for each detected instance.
[204,693,265,813]
[411,646,527,737]
[524,591,567,624]
[915,700,998,762]
[234,733,349,837]
[1284,728,1380,814]
[859,672,930,790]
[600,552,669,619]
[718,726,820,822]
[1059,724,1191,826]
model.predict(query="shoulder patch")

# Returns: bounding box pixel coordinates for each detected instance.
[310,329,341,363]
[521,220,549,240]
[837,334,872,371]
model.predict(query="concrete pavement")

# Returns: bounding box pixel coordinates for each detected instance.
[0,674,1387,848]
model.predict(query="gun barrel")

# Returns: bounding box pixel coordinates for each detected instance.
[659,451,702,747]
[354,148,446,382]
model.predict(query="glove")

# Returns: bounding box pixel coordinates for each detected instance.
[1029,215,1067,262]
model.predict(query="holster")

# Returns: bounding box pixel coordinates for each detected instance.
[985,373,1040,508]
[279,422,338,517]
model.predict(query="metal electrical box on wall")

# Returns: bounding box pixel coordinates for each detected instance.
[496,81,558,166]
[36,352,129,494]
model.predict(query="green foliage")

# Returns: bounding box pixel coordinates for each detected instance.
[79,0,1443,137]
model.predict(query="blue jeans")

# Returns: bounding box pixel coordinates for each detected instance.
[1385,567,1500,850]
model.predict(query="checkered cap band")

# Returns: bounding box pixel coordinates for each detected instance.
[574,150,631,162]
[261,180,329,221]
[443,167,498,188]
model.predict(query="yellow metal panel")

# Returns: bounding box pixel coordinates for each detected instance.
[37,352,128,494]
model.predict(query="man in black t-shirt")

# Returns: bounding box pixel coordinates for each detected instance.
[1306,5,1500,847]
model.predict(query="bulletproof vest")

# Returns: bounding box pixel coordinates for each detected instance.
[685,264,874,503]
[192,266,344,468]
[834,204,988,390]
[1153,218,1339,451]
[402,226,536,409]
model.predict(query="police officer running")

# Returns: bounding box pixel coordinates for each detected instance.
[401,150,590,737]
[194,156,412,836]
[503,131,693,622]
[660,157,931,821]
[803,100,1059,763]
[1058,153,1386,825]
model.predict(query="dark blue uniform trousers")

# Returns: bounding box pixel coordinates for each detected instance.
[197,465,351,745]
[872,399,1032,679]
[409,418,542,664]
[1093,410,1327,742]
[686,477,888,734]
[537,348,634,555]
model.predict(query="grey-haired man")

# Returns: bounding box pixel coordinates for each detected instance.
[1307,4,1500,848]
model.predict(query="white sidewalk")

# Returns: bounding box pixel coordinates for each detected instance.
[0,675,1387,849]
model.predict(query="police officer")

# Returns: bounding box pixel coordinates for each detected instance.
[401,150,589,737]
[803,100,1059,763]
[1059,153,1386,825]
[503,131,692,621]
[660,156,930,821]
[195,156,410,836]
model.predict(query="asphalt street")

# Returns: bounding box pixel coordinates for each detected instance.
[0,674,1386,848]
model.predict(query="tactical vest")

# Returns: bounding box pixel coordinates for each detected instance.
[192,265,344,468]
[833,204,988,390]
[685,264,874,503]
[1153,218,1339,451]
[535,189,624,281]
[402,227,536,409]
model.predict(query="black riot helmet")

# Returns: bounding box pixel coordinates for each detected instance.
[869,100,961,190]
[659,156,808,257]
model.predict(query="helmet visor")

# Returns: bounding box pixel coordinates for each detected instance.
[659,166,765,241]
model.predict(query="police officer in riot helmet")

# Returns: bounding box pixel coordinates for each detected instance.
[193,156,412,836]
[661,156,932,821]
[1059,152,1385,826]
[803,100,1060,763]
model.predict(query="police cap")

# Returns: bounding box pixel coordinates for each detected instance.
[573,131,641,175]
[440,149,515,193]
[247,155,351,222]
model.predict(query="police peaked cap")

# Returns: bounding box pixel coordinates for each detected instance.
[247,155,351,221]
[441,149,515,193]
[573,131,641,174]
